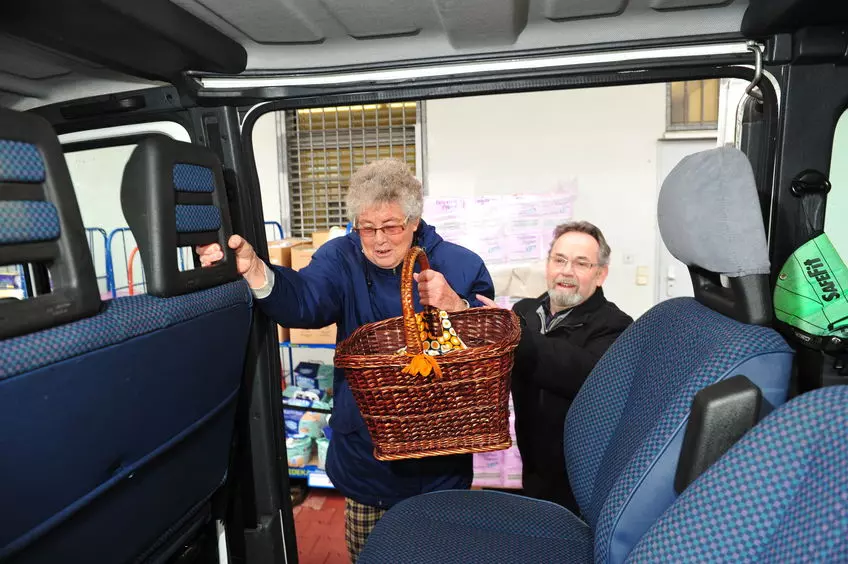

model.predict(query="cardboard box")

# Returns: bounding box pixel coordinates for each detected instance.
[278,325,290,343]
[291,246,317,272]
[311,226,347,249]
[290,325,337,345]
[288,246,337,345]
[311,231,332,249]
[267,238,310,268]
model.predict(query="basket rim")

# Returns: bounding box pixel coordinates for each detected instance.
[361,404,507,422]
[335,307,521,368]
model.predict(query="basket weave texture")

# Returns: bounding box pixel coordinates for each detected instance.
[334,246,521,461]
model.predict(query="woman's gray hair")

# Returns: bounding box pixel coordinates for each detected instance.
[550,221,612,266]
[346,158,423,222]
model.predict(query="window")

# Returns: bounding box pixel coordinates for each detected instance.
[65,144,138,298]
[826,110,848,260]
[667,79,720,130]
[284,103,419,236]
[0,265,27,300]
[59,121,192,299]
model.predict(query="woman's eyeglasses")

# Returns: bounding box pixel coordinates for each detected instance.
[355,217,409,238]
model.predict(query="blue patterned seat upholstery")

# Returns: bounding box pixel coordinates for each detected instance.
[0,113,252,563]
[361,490,593,564]
[360,148,796,564]
[0,139,56,243]
[629,385,848,562]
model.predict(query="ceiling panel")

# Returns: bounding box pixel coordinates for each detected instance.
[543,0,628,21]
[321,0,432,38]
[651,0,733,9]
[434,0,528,48]
[176,0,327,43]
[0,37,72,80]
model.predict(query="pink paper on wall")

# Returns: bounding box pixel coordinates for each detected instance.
[472,450,504,487]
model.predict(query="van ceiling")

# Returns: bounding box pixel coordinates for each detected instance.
[0,0,751,110]
[0,0,848,109]
[2,0,806,111]
[171,0,747,70]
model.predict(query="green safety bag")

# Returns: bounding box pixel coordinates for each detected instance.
[774,232,848,352]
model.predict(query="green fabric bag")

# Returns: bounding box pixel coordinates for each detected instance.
[774,233,848,350]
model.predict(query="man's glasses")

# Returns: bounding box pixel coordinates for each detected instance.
[354,217,409,238]
[548,255,598,273]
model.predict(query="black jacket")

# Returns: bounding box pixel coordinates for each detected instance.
[511,288,632,511]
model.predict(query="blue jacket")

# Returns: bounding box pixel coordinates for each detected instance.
[257,221,495,507]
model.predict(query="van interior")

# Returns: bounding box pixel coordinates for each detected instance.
[2,1,848,562]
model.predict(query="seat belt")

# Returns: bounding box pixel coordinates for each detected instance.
[773,170,848,392]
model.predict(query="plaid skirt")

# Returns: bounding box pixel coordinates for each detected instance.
[345,498,387,562]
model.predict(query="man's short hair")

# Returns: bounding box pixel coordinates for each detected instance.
[549,221,611,266]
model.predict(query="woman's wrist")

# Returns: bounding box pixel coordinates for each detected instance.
[245,260,269,289]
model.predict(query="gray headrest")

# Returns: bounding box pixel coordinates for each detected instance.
[658,147,770,278]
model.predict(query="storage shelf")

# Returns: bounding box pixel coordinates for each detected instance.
[289,455,334,489]
[280,341,336,349]
[283,400,332,414]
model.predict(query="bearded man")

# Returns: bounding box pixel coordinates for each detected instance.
[479,221,632,512]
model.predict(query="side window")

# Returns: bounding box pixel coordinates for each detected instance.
[60,122,192,299]
[825,111,848,259]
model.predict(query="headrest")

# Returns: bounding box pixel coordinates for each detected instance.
[120,136,239,298]
[0,108,100,339]
[658,147,772,325]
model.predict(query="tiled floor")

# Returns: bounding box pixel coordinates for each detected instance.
[293,489,349,564]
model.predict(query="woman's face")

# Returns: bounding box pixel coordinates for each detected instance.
[356,202,420,269]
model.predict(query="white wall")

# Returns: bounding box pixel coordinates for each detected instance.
[424,85,667,319]
[65,145,137,295]
[252,110,290,240]
[66,145,135,234]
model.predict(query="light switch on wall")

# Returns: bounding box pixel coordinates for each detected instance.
[636,266,649,286]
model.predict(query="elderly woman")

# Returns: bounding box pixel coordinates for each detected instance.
[197,158,494,561]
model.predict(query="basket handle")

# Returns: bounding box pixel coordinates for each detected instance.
[400,246,433,356]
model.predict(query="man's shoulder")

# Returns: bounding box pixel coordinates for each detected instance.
[596,297,634,330]
[513,296,543,315]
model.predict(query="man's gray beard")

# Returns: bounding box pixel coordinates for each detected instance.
[548,287,583,309]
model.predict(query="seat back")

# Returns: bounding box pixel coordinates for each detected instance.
[0,122,252,563]
[628,384,848,562]
[121,134,240,296]
[564,147,794,563]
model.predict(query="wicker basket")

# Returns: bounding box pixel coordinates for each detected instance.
[334,246,521,461]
